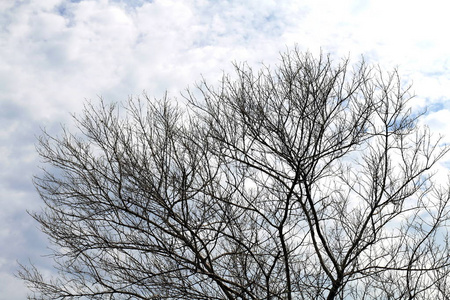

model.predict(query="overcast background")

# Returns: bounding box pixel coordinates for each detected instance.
[1,0,450,298]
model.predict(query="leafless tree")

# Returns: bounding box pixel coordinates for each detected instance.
[20,49,450,299]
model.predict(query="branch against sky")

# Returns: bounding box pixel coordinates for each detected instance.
[19,49,450,300]
[2,1,450,299]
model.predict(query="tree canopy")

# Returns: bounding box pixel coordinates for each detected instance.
[20,49,450,299]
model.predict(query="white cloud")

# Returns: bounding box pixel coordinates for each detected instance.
[0,272,29,300]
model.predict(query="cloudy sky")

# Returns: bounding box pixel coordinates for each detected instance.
[1,0,450,298]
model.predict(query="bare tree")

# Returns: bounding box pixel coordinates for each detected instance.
[20,49,450,299]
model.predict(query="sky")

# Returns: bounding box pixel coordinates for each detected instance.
[1,0,450,298]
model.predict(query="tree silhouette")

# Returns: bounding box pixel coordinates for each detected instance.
[20,49,450,299]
